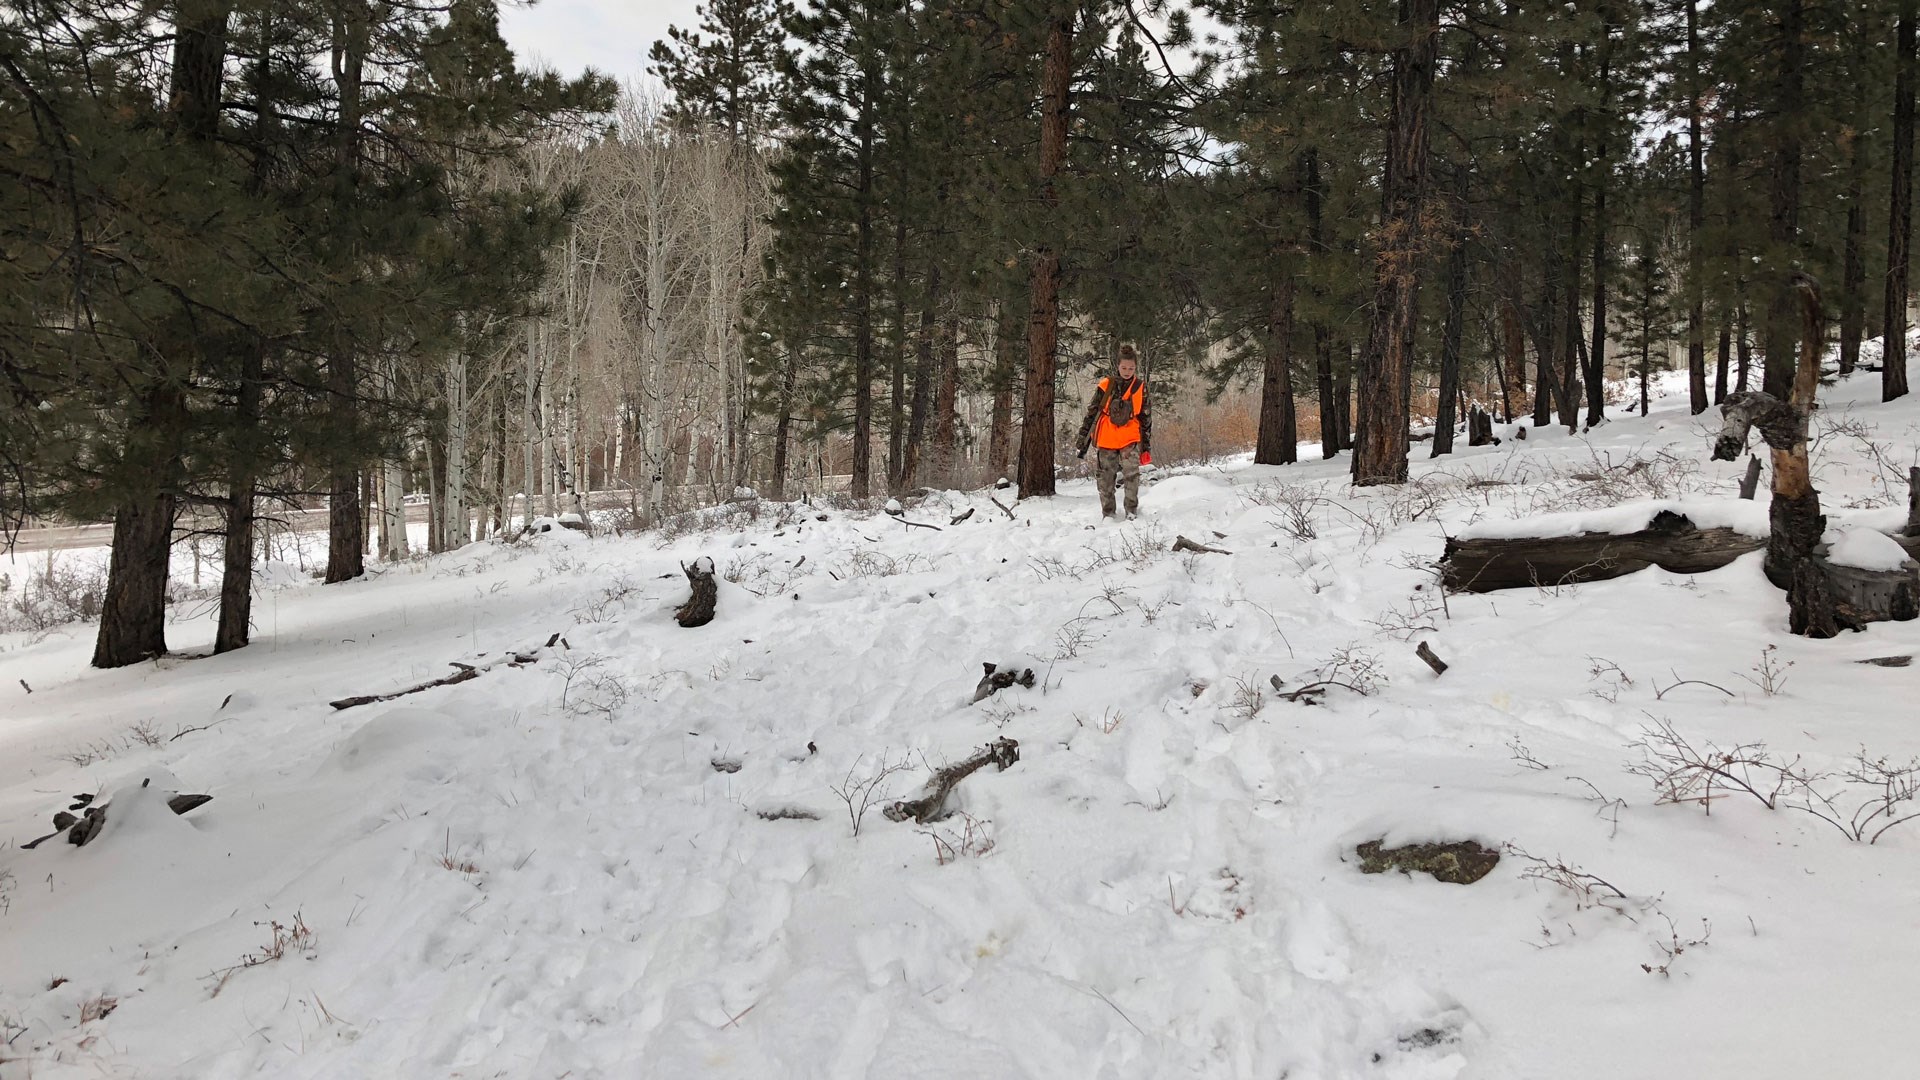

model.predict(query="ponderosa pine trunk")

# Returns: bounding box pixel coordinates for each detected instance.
[1761,0,1805,403]
[1305,149,1340,458]
[1433,186,1468,458]
[850,59,878,499]
[1352,0,1438,487]
[96,0,229,667]
[770,347,797,501]
[1839,121,1868,376]
[93,383,187,668]
[215,343,262,654]
[1017,8,1072,499]
[1586,30,1613,429]
[931,309,960,488]
[1887,1,1916,401]
[888,216,909,492]
[1255,224,1299,466]
[325,1,368,583]
[1686,0,1709,413]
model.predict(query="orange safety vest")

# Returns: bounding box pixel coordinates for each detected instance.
[1094,377,1145,450]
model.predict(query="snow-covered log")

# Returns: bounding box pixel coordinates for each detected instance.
[1440,511,1764,592]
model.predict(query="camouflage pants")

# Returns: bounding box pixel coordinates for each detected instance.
[1095,445,1141,517]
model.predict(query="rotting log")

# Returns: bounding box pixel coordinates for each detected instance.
[884,738,1019,824]
[1441,511,1920,624]
[677,557,718,628]
[1441,510,1764,592]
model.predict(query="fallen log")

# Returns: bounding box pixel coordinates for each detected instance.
[677,557,718,628]
[1441,511,1920,625]
[885,738,1020,824]
[1441,511,1764,592]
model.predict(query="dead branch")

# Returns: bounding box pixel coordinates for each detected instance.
[330,636,556,710]
[1415,641,1449,675]
[885,738,1020,824]
[329,665,483,710]
[1171,535,1230,555]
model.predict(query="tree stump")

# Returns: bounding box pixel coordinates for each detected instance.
[676,557,718,628]
[1466,404,1496,446]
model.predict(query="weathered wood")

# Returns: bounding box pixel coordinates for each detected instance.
[1172,535,1231,555]
[1442,511,1920,625]
[1415,641,1449,675]
[1738,455,1764,499]
[676,557,718,628]
[1858,655,1914,667]
[1466,405,1496,447]
[885,738,1020,824]
[972,663,1036,703]
[1441,511,1764,592]
[950,507,975,526]
[330,665,482,710]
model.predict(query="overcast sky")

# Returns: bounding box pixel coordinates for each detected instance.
[499,0,701,87]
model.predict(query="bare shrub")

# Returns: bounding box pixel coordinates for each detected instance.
[78,993,118,1023]
[0,556,106,633]
[830,754,914,837]
[1227,675,1265,720]
[1586,657,1634,703]
[919,813,997,865]
[1073,707,1125,734]
[572,572,640,622]
[838,550,935,579]
[1242,481,1322,540]
[206,912,317,997]
[1628,717,1920,843]
[1503,844,1630,913]
[1741,644,1792,697]
[437,829,480,875]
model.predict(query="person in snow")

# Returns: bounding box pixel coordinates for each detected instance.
[1076,344,1152,520]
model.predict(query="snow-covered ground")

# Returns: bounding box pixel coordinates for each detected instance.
[3,355,1919,1079]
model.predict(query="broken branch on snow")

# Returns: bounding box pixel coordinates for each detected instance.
[885,738,1020,824]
